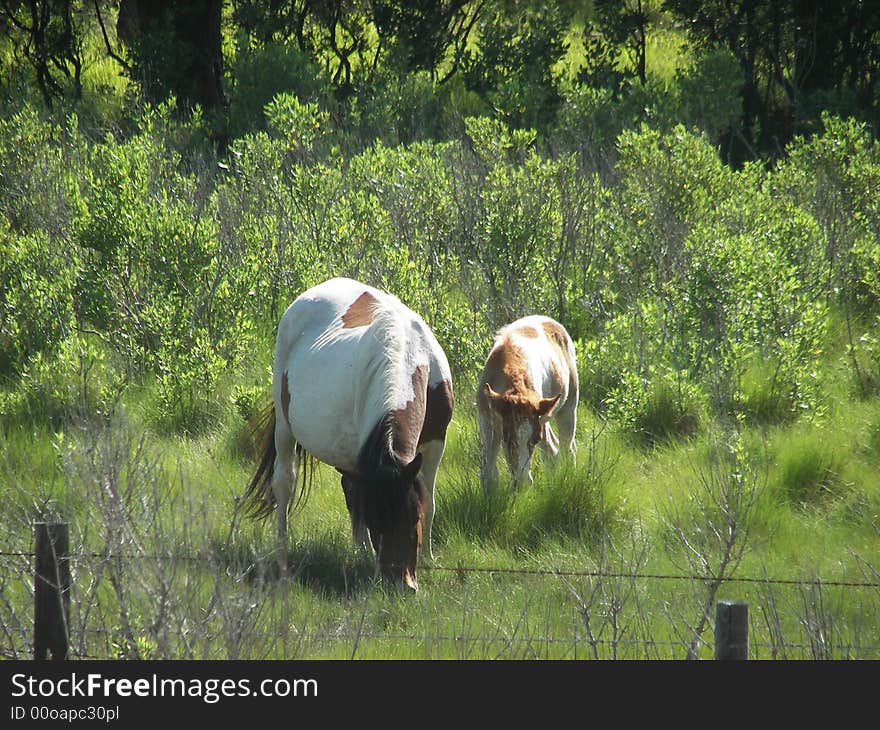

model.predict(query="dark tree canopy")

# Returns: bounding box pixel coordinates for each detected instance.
[1,0,879,160]
[0,0,84,110]
[117,0,224,113]
[664,0,880,161]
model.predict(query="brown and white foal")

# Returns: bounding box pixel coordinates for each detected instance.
[477,315,578,491]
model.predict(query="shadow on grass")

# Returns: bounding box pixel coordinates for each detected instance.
[211,536,380,598]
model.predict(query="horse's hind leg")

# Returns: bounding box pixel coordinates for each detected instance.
[271,422,299,569]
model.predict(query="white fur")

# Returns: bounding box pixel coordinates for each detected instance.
[271,277,451,556]
[477,315,579,492]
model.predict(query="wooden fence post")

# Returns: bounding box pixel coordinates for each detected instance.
[714,599,748,660]
[34,522,70,661]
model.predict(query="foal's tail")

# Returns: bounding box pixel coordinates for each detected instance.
[241,404,278,521]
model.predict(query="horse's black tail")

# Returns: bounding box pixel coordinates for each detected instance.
[241,404,278,520]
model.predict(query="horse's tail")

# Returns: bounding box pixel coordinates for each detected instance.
[241,403,278,521]
[240,403,318,521]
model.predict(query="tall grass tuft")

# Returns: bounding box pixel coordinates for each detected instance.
[500,452,621,548]
[434,425,623,549]
[771,429,847,507]
[737,359,798,426]
[611,373,705,448]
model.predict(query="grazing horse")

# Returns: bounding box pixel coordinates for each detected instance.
[477,315,578,491]
[243,277,454,591]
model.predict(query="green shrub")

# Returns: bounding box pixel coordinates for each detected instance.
[776,113,880,312]
[1,334,114,427]
[350,69,444,146]
[736,358,800,426]
[149,343,228,438]
[0,105,78,239]
[501,457,622,547]
[227,41,326,140]
[607,369,706,447]
[671,46,743,142]
[586,125,828,431]
[0,223,77,376]
[265,93,330,158]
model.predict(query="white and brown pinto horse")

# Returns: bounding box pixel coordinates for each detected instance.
[244,277,453,591]
[477,315,578,491]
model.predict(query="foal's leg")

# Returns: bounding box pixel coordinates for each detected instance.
[417,439,446,561]
[478,409,501,494]
[540,422,560,459]
[555,395,578,459]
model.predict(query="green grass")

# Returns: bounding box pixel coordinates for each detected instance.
[2,365,880,660]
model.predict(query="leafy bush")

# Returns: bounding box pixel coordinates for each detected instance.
[0,105,78,239]
[1,334,114,427]
[150,336,229,437]
[0,223,77,376]
[227,41,326,140]
[775,114,880,312]
[607,368,706,446]
[670,46,743,143]
[350,69,444,147]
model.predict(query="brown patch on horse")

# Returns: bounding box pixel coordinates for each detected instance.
[481,339,535,400]
[484,386,543,419]
[391,365,428,462]
[516,325,540,338]
[542,320,570,358]
[420,378,454,445]
[341,290,379,328]
[280,371,292,428]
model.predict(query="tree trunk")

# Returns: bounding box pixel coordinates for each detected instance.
[117,0,224,112]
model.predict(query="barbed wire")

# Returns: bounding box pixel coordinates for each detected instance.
[2,549,879,590]
[74,627,880,654]
[4,633,879,660]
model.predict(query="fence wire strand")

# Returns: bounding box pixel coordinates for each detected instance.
[1,550,878,590]
[3,545,879,660]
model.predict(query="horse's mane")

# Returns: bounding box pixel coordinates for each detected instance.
[351,413,424,536]
[370,301,415,416]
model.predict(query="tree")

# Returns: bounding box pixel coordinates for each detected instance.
[664,0,880,162]
[116,0,224,113]
[372,0,485,82]
[593,0,650,86]
[461,0,583,129]
[0,0,85,110]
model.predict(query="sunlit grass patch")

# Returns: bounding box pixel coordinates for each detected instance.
[769,425,849,508]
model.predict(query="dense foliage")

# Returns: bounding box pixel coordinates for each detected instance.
[2,0,880,438]
[1,0,880,662]
[2,89,879,442]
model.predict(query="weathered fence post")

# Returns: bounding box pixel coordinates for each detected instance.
[714,600,748,660]
[34,522,70,661]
